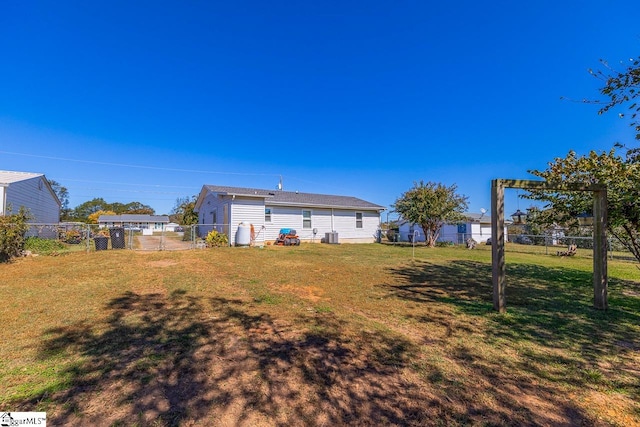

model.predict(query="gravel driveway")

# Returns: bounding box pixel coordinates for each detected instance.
[135,234,194,251]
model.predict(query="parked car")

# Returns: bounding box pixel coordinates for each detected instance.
[123,225,142,232]
[513,235,533,245]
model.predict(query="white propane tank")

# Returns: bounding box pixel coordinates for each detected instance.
[235,222,251,246]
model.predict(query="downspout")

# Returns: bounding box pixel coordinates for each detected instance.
[331,208,334,231]
[230,195,235,246]
[1,185,6,216]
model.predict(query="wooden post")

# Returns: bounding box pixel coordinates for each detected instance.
[491,179,506,313]
[490,179,607,312]
[593,189,608,310]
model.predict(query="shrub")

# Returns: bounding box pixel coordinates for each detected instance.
[205,230,228,247]
[0,206,32,262]
[182,225,194,242]
[24,237,66,255]
[61,230,82,244]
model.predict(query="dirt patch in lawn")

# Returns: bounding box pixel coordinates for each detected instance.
[2,245,639,426]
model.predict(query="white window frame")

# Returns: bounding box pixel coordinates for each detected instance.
[355,212,363,229]
[265,207,272,223]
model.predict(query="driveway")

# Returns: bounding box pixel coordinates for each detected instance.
[135,234,193,251]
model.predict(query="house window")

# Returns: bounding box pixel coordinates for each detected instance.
[356,212,363,229]
[211,209,217,225]
[265,208,272,223]
[302,210,312,229]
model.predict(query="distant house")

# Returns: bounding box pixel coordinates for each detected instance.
[98,214,170,231]
[0,170,61,223]
[195,185,385,245]
[398,212,509,244]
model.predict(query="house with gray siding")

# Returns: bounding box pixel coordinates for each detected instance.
[0,170,61,223]
[195,185,385,245]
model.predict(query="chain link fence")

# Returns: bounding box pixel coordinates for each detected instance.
[17,223,638,262]
[23,223,228,252]
[381,229,636,262]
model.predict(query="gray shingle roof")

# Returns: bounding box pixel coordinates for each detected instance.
[203,185,385,210]
[0,170,43,184]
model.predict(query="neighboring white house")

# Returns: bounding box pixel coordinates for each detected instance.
[398,212,509,244]
[0,170,61,223]
[98,214,170,231]
[164,222,182,232]
[195,185,385,245]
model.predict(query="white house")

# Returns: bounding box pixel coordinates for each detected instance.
[0,170,61,223]
[195,185,385,245]
[98,214,170,231]
[398,212,509,244]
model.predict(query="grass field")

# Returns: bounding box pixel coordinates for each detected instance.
[1,243,639,426]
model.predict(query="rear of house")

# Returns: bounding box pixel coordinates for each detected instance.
[195,185,384,245]
[0,170,61,223]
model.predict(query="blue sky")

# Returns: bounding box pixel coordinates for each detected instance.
[1,1,639,217]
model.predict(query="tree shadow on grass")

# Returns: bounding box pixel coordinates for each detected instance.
[25,290,463,425]
[384,260,640,421]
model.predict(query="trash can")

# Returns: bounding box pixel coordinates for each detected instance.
[110,227,126,249]
[94,236,109,251]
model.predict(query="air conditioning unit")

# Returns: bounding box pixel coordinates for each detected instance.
[325,232,339,244]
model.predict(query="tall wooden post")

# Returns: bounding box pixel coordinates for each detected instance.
[490,179,607,312]
[491,179,506,313]
[593,189,608,310]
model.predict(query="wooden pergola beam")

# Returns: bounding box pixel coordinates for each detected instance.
[491,179,608,313]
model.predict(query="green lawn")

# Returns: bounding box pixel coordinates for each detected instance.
[1,243,638,426]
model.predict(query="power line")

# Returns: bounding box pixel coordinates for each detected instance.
[58,177,198,189]
[0,150,281,177]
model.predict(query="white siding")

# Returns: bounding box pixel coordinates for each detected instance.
[195,187,382,244]
[229,198,266,245]
[400,220,501,244]
[5,176,60,223]
[197,193,268,245]
[266,206,379,243]
[197,192,228,237]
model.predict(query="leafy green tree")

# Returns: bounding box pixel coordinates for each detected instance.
[123,202,154,215]
[70,198,155,221]
[170,196,198,225]
[87,210,117,224]
[590,56,640,142]
[526,149,640,263]
[47,179,72,220]
[71,198,109,222]
[393,181,468,247]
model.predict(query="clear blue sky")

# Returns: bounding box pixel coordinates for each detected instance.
[1,1,639,216]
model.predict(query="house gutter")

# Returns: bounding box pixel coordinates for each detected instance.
[0,184,7,216]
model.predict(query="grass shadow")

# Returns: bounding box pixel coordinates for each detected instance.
[383,259,640,415]
[19,290,449,425]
